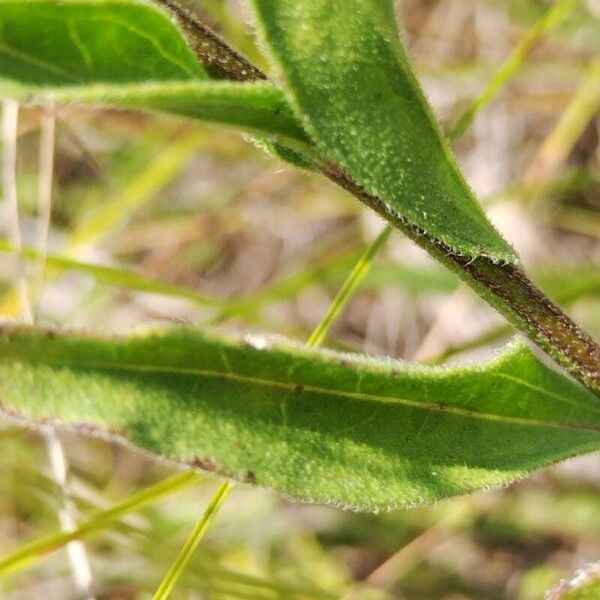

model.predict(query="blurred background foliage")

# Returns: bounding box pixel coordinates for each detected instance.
[0,0,599,598]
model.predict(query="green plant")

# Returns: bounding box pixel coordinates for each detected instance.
[0,0,598,597]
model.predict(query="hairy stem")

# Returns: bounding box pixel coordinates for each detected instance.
[158,0,600,394]
[155,0,266,81]
[323,164,600,392]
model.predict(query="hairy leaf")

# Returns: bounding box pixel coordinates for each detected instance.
[0,0,307,142]
[250,0,518,264]
[12,80,308,143]
[0,325,598,511]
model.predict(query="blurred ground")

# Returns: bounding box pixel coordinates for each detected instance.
[0,0,599,598]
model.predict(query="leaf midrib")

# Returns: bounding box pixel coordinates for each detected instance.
[9,356,600,433]
[0,42,82,82]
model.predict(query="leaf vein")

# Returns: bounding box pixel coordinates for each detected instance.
[21,358,600,433]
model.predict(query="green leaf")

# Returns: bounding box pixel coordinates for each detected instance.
[0,0,205,84]
[250,0,518,264]
[15,80,308,143]
[0,0,308,143]
[0,325,598,511]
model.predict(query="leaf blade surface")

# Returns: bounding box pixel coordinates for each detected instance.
[0,0,308,142]
[0,0,205,84]
[250,0,518,263]
[0,325,598,511]
[11,80,308,143]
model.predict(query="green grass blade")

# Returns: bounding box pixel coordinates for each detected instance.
[152,480,233,600]
[66,132,206,250]
[0,472,197,577]
[0,471,334,598]
[450,0,580,140]
[526,60,600,182]
[0,324,598,511]
[0,238,229,308]
[306,226,392,347]
[0,130,206,316]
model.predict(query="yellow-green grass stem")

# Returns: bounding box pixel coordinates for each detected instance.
[151,480,233,600]
[0,472,197,577]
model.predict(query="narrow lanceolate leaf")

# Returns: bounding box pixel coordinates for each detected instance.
[0,325,598,511]
[0,0,307,143]
[11,81,308,143]
[250,0,518,264]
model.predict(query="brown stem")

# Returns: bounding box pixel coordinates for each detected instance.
[322,164,600,392]
[157,0,600,394]
[155,0,266,81]
[460,260,600,388]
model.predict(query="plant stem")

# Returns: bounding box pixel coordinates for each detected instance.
[323,164,600,392]
[2,100,32,322]
[155,0,266,81]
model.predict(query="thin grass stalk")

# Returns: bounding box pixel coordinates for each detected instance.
[306,226,392,347]
[0,238,231,308]
[2,100,96,597]
[0,472,197,577]
[0,468,333,598]
[42,426,96,599]
[449,0,580,140]
[151,480,233,600]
